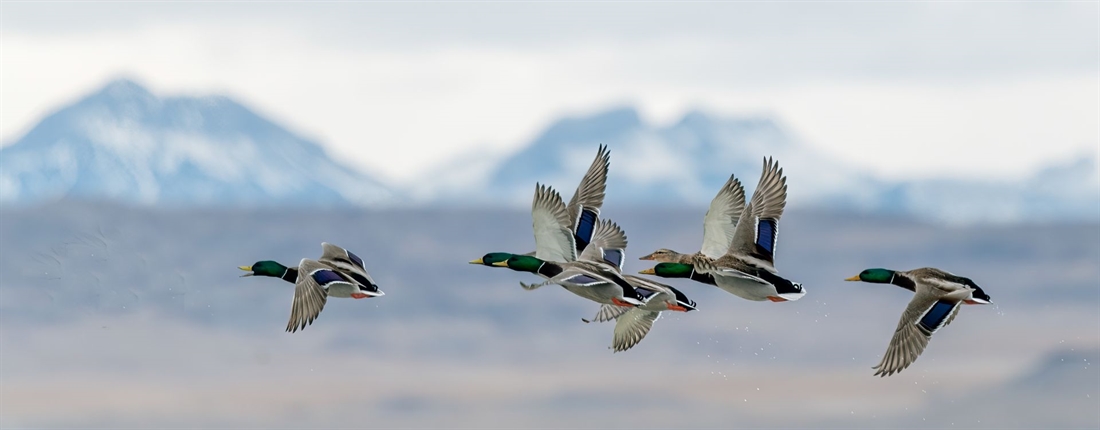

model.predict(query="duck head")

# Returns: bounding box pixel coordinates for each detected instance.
[638,248,683,262]
[490,255,544,274]
[470,252,515,266]
[239,261,289,278]
[638,262,694,278]
[845,268,896,284]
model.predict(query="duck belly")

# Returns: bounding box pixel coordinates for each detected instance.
[324,284,357,298]
[713,275,779,301]
[562,283,620,305]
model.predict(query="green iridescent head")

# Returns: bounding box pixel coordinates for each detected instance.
[639,263,694,278]
[491,255,544,273]
[469,252,516,266]
[239,260,289,278]
[846,268,896,283]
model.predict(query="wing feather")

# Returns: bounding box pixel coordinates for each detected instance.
[873,289,943,377]
[318,242,377,287]
[700,174,746,259]
[612,309,660,352]
[726,157,788,264]
[531,184,577,263]
[287,259,330,333]
[566,144,610,227]
[588,304,631,323]
[578,219,628,271]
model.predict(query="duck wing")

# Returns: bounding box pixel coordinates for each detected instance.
[700,174,746,259]
[612,308,660,352]
[287,259,333,333]
[578,219,628,272]
[318,242,377,289]
[873,287,965,377]
[531,184,577,263]
[726,157,788,266]
[566,144,610,249]
[586,303,631,323]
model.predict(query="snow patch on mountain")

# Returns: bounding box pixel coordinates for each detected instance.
[0,79,392,208]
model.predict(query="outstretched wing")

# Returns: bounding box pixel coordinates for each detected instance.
[287,259,333,333]
[567,144,610,232]
[578,219,628,272]
[612,309,660,352]
[726,157,788,265]
[873,292,962,377]
[700,174,746,259]
[531,184,577,263]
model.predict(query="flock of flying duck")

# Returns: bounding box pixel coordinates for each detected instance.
[238,145,993,377]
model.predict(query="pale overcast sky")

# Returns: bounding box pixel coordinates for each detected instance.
[2,2,1097,184]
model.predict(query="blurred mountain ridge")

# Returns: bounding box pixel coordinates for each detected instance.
[0,79,393,208]
[3,79,1097,223]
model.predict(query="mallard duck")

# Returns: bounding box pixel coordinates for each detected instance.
[492,253,645,307]
[492,191,644,307]
[638,173,745,266]
[639,157,804,302]
[470,144,610,267]
[239,242,383,332]
[845,267,992,377]
[584,275,697,352]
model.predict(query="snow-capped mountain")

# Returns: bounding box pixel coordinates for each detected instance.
[436,106,1099,223]
[4,80,1095,223]
[0,79,391,208]
[481,107,878,205]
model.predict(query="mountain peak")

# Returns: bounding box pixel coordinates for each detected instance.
[94,78,156,103]
[537,106,643,145]
[0,79,390,207]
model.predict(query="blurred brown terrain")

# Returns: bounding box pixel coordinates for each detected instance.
[1,202,1097,428]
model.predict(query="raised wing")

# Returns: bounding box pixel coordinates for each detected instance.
[872,292,961,377]
[727,157,788,265]
[612,309,660,352]
[578,219,628,269]
[578,219,628,271]
[287,259,333,333]
[531,184,577,263]
[319,242,376,287]
[700,174,746,259]
[566,144,610,236]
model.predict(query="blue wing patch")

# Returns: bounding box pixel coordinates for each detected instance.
[756,219,778,256]
[310,269,346,287]
[574,210,598,251]
[602,249,623,269]
[564,274,601,286]
[918,300,958,333]
[346,250,365,269]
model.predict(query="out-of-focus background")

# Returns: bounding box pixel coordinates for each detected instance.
[2,2,1097,428]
